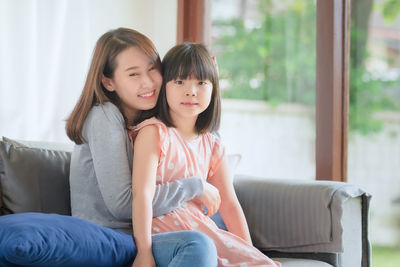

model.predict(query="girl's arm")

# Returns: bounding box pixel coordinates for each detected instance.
[208,155,253,244]
[131,125,159,265]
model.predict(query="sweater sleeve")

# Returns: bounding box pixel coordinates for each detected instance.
[83,103,203,220]
[153,177,204,217]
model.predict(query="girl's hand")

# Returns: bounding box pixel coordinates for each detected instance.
[196,180,221,216]
[132,251,156,267]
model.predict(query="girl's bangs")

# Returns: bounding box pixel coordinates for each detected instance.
[170,51,215,81]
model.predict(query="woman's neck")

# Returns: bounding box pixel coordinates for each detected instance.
[120,107,138,126]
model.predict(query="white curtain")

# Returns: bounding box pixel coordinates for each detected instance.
[0,0,176,144]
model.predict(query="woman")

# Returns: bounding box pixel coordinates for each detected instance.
[66,28,219,267]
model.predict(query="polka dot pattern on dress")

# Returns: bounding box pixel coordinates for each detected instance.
[221,259,229,264]
[167,162,174,170]
[225,242,233,249]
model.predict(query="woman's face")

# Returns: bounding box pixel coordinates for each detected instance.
[102,46,162,121]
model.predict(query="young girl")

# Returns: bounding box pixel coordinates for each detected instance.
[66,28,219,267]
[129,43,280,267]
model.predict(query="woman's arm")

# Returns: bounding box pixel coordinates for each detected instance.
[208,155,252,244]
[152,177,204,217]
[85,103,204,220]
[131,125,159,265]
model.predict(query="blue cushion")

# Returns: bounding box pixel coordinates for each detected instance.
[0,213,136,267]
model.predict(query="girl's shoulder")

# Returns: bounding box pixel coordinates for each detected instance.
[130,117,167,132]
[127,117,169,148]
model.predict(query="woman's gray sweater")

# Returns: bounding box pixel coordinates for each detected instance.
[69,102,203,234]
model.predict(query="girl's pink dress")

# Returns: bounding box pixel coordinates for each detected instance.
[129,118,279,267]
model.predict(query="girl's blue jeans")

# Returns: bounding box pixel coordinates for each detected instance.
[148,231,218,267]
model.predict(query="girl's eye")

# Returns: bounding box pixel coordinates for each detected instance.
[149,66,156,71]
[198,81,207,85]
[129,73,139,77]
[175,80,183,85]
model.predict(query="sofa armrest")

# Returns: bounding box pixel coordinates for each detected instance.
[233,175,371,267]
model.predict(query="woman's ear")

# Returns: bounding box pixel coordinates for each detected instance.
[101,75,115,92]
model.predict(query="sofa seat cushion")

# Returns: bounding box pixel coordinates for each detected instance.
[273,258,333,267]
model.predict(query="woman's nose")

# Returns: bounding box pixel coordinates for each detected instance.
[142,73,154,88]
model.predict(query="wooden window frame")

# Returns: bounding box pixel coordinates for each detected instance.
[177,0,350,182]
[315,0,350,182]
[177,0,211,46]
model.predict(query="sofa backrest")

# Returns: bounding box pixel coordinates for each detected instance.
[0,139,72,216]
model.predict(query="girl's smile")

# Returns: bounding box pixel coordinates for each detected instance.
[181,102,199,107]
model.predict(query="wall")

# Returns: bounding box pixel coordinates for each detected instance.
[0,0,177,143]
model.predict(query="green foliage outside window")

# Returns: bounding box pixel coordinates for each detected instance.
[213,1,315,105]
[212,0,400,134]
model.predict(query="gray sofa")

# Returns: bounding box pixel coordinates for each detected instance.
[0,138,371,267]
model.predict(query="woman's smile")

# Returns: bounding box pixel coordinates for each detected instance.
[138,90,156,99]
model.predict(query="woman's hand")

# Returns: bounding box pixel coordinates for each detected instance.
[196,180,221,216]
[132,251,156,267]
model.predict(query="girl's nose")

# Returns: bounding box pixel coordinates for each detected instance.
[186,85,197,96]
[185,92,196,96]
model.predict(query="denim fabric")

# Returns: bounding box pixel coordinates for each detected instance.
[151,231,218,267]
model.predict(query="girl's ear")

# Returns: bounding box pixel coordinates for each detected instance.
[101,75,115,92]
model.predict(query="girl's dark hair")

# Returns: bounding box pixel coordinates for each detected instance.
[66,28,162,144]
[158,43,221,134]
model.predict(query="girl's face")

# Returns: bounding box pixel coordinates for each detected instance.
[102,46,162,121]
[166,76,213,122]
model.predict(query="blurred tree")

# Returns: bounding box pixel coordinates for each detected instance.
[350,0,400,134]
[212,0,400,134]
[213,0,315,105]
[380,0,400,23]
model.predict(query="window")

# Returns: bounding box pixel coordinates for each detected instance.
[348,0,400,258]
[211,0,317,180]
